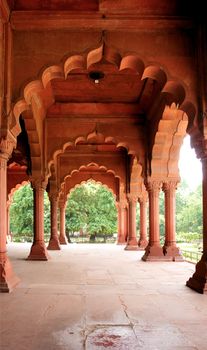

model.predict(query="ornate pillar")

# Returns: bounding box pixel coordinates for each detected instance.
[163,181,183,261]
[125,195,138,250]
[47,193,61,250]
[187,157,207,293]
[0,137,20,292]
[59,202,68,245]
[116,202,121,244]
[116,201,126,244]
[6,200,11,241]
[27,180,50,260]
[121,201,128,244]
[124,205,129,242]
[142,180,164,261]
[138,195,148,249]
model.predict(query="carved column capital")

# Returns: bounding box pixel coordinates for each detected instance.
[127,194,138,204]
[59,200,66,210]
[162,180,179,193]
[31,178,47,191]
[138,191,148,204]
[146,180,162,193]
[116,200,128,210]
[0,134,16,160]
[49,191,59,203]
[120,199,128,209]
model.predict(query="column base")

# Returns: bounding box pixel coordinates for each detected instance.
[0,255,20,292]
[59,236,68,245]
[124,238,139,250]
[27,242,50,260]
[186,253,207,294]
[142,245,168,261]
[47,237,61,250]
[116,236,127,245]
[138,238,148,250]
[163,244,184,261]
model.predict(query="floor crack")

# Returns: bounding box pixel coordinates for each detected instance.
[118,295,133,327]
[119,295,140,340]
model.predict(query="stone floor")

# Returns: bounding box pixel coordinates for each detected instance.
[1,243,207,350]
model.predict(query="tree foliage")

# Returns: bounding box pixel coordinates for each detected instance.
[176,181,202,241]
[66,181,117,237]
[135,179,202,245]
[9,179,202,245]
[10,184,33,236]
[10,184,51,240]
[157,180,202,243]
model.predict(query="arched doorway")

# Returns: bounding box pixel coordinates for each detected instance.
[1,4,206,293]
[65,180,117,244]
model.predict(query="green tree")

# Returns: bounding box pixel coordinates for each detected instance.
[10,184,33,240]
[43,191,51,240]
[66,181,117,239]
[176,182,202,243]
[9,179,202,245]
[10,184,51,241]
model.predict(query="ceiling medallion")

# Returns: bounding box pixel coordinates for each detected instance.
[88,71,105,84]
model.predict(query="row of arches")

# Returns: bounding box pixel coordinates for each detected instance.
[1,41,207,295]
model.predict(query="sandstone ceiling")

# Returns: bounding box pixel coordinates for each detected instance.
[7,0,196,15]
[2,0,205,201]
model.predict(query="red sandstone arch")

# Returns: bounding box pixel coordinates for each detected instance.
[60,162,122,190]
[48,130,140,179]
[8,180,30,202]
[10,43,197,182]
[47,131,142,196]
[11,43,196,117]
[12,84,47,176]
[150,102,196,179]
[7,164,30,200]
[66,179,117,202]
[60,164,119,201]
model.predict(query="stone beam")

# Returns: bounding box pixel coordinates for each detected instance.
[11,12,193,32]
[47,103,144,118]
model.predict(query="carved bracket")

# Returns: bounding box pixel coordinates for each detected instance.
[0,132,16,160]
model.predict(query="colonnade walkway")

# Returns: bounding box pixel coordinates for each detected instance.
[1,243,207,350]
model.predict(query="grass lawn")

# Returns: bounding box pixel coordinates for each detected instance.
[178,242,202,252]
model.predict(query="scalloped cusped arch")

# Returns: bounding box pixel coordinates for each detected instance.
[8,181,30,202]
[65,179,116,202]
[48,130,139,179]
[11,43,197,180]
[60,162,122,189]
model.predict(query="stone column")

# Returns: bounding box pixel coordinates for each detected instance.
[116,202,121,244]
[59,202,68,244]
[125,195,138,250]
[163,181,183,261]
[138,196,148,249]
[6,200,11,241]
[0,138,20,291]
[48,193,61,250]
[124,205,129,242]
[142,180,164,261]
[121,201,128,244]
[27,180,50,260]
[116,201,126,244]
[187,157,207,293]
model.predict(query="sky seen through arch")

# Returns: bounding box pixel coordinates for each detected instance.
[178,135,202,190]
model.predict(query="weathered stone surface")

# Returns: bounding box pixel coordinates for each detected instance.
[2,0,207,297]
[1,244,207,349]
